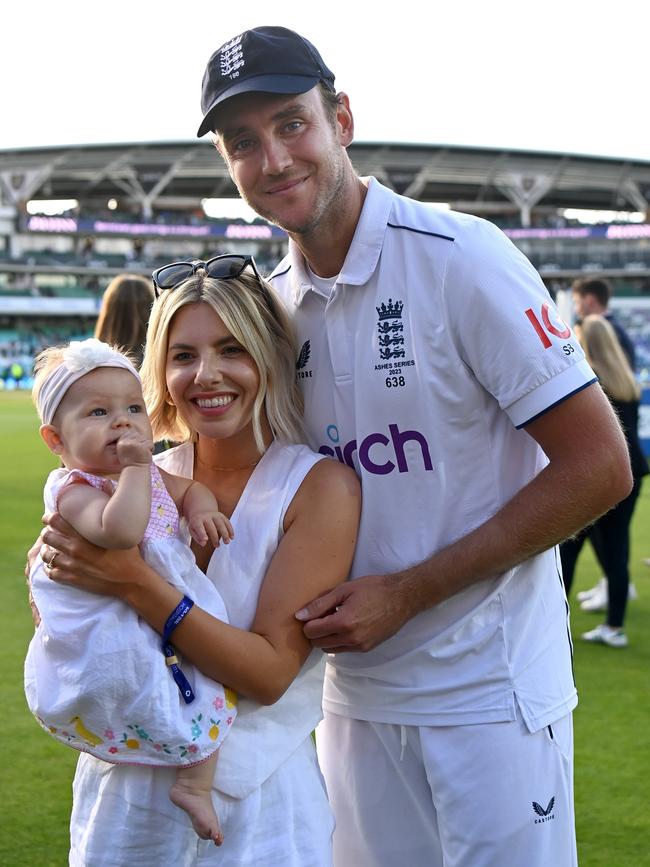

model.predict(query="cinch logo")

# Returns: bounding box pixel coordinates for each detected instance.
[319,423,433,475]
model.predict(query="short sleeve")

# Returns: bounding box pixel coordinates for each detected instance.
[442,218,596,428]
[44,468,112,512]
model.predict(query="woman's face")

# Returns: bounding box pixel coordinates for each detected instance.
[165,302,261,444]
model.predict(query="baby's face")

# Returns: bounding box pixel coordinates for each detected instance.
[53,367,152,475]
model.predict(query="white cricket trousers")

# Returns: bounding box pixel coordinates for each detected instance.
[317,709,577,867]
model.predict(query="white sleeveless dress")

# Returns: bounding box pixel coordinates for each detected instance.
[69,441,334,867]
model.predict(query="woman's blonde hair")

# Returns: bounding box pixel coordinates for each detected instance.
[578,314,640,403]
[95,274,155,367]
[140,270,304,451]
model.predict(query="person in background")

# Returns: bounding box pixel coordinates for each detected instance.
[571,275,635,369]
[95,273,168,452]
[194,25,631,867]
[560,315,648,647]
[571,275,639,611]
[95,273,155,368]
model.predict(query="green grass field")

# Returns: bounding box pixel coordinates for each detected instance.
[1,390,649,866]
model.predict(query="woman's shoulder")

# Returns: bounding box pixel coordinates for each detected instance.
[301,454,360,496]
[258,442,359,524]
[287,451,361,517]
[267,442,355,485]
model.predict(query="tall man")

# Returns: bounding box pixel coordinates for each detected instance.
[198,26,632,867]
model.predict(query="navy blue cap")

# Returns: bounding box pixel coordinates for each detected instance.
[198,26,336,137]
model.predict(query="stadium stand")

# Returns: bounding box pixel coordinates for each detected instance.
[1,140,650,403]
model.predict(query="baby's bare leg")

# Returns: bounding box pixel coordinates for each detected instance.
[170,751,222,845]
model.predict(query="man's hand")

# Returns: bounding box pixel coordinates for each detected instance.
[295,573,414,652]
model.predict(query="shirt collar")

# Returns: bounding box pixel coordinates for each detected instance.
[286,177,394,307]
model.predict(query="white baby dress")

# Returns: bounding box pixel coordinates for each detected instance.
[24,463,236,767]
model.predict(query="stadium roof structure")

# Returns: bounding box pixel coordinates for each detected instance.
[1,140,650,225]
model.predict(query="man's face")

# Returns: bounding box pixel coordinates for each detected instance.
[213,86,352,237]
[572,291,598,319]
[572,291,586,319]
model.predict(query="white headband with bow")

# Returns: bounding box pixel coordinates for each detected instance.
[37,338,141,425]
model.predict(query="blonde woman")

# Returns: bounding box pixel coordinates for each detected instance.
[560,314,648,647]
[38,254,361,866]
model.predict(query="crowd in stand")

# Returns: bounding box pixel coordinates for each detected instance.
[0,328,92,388]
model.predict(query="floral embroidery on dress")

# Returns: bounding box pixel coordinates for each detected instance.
[36,700,234,761]
[190,714,204,739]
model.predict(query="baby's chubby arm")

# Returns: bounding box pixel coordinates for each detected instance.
[159,468,234,548]
[58,431,152,549]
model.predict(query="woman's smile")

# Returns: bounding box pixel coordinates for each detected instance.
[194,394,236,410]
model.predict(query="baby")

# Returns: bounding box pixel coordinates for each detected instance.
[25,338,237,845]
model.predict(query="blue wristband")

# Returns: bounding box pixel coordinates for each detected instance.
[162,595,196,705]
[162,595,194,645]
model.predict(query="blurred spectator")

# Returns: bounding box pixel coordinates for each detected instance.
[572,276,636,370]
[560,315,648,647]
[94,274,154,368]
[571,276,644,607]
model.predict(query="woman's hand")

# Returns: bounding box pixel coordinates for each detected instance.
[41,511,145,599]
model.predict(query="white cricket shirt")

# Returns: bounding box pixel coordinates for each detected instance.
[270,178,595,732]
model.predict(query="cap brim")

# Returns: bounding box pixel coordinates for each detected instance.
[197,73,321,137]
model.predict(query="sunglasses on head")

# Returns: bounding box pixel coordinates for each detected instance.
[151,254,263,298]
